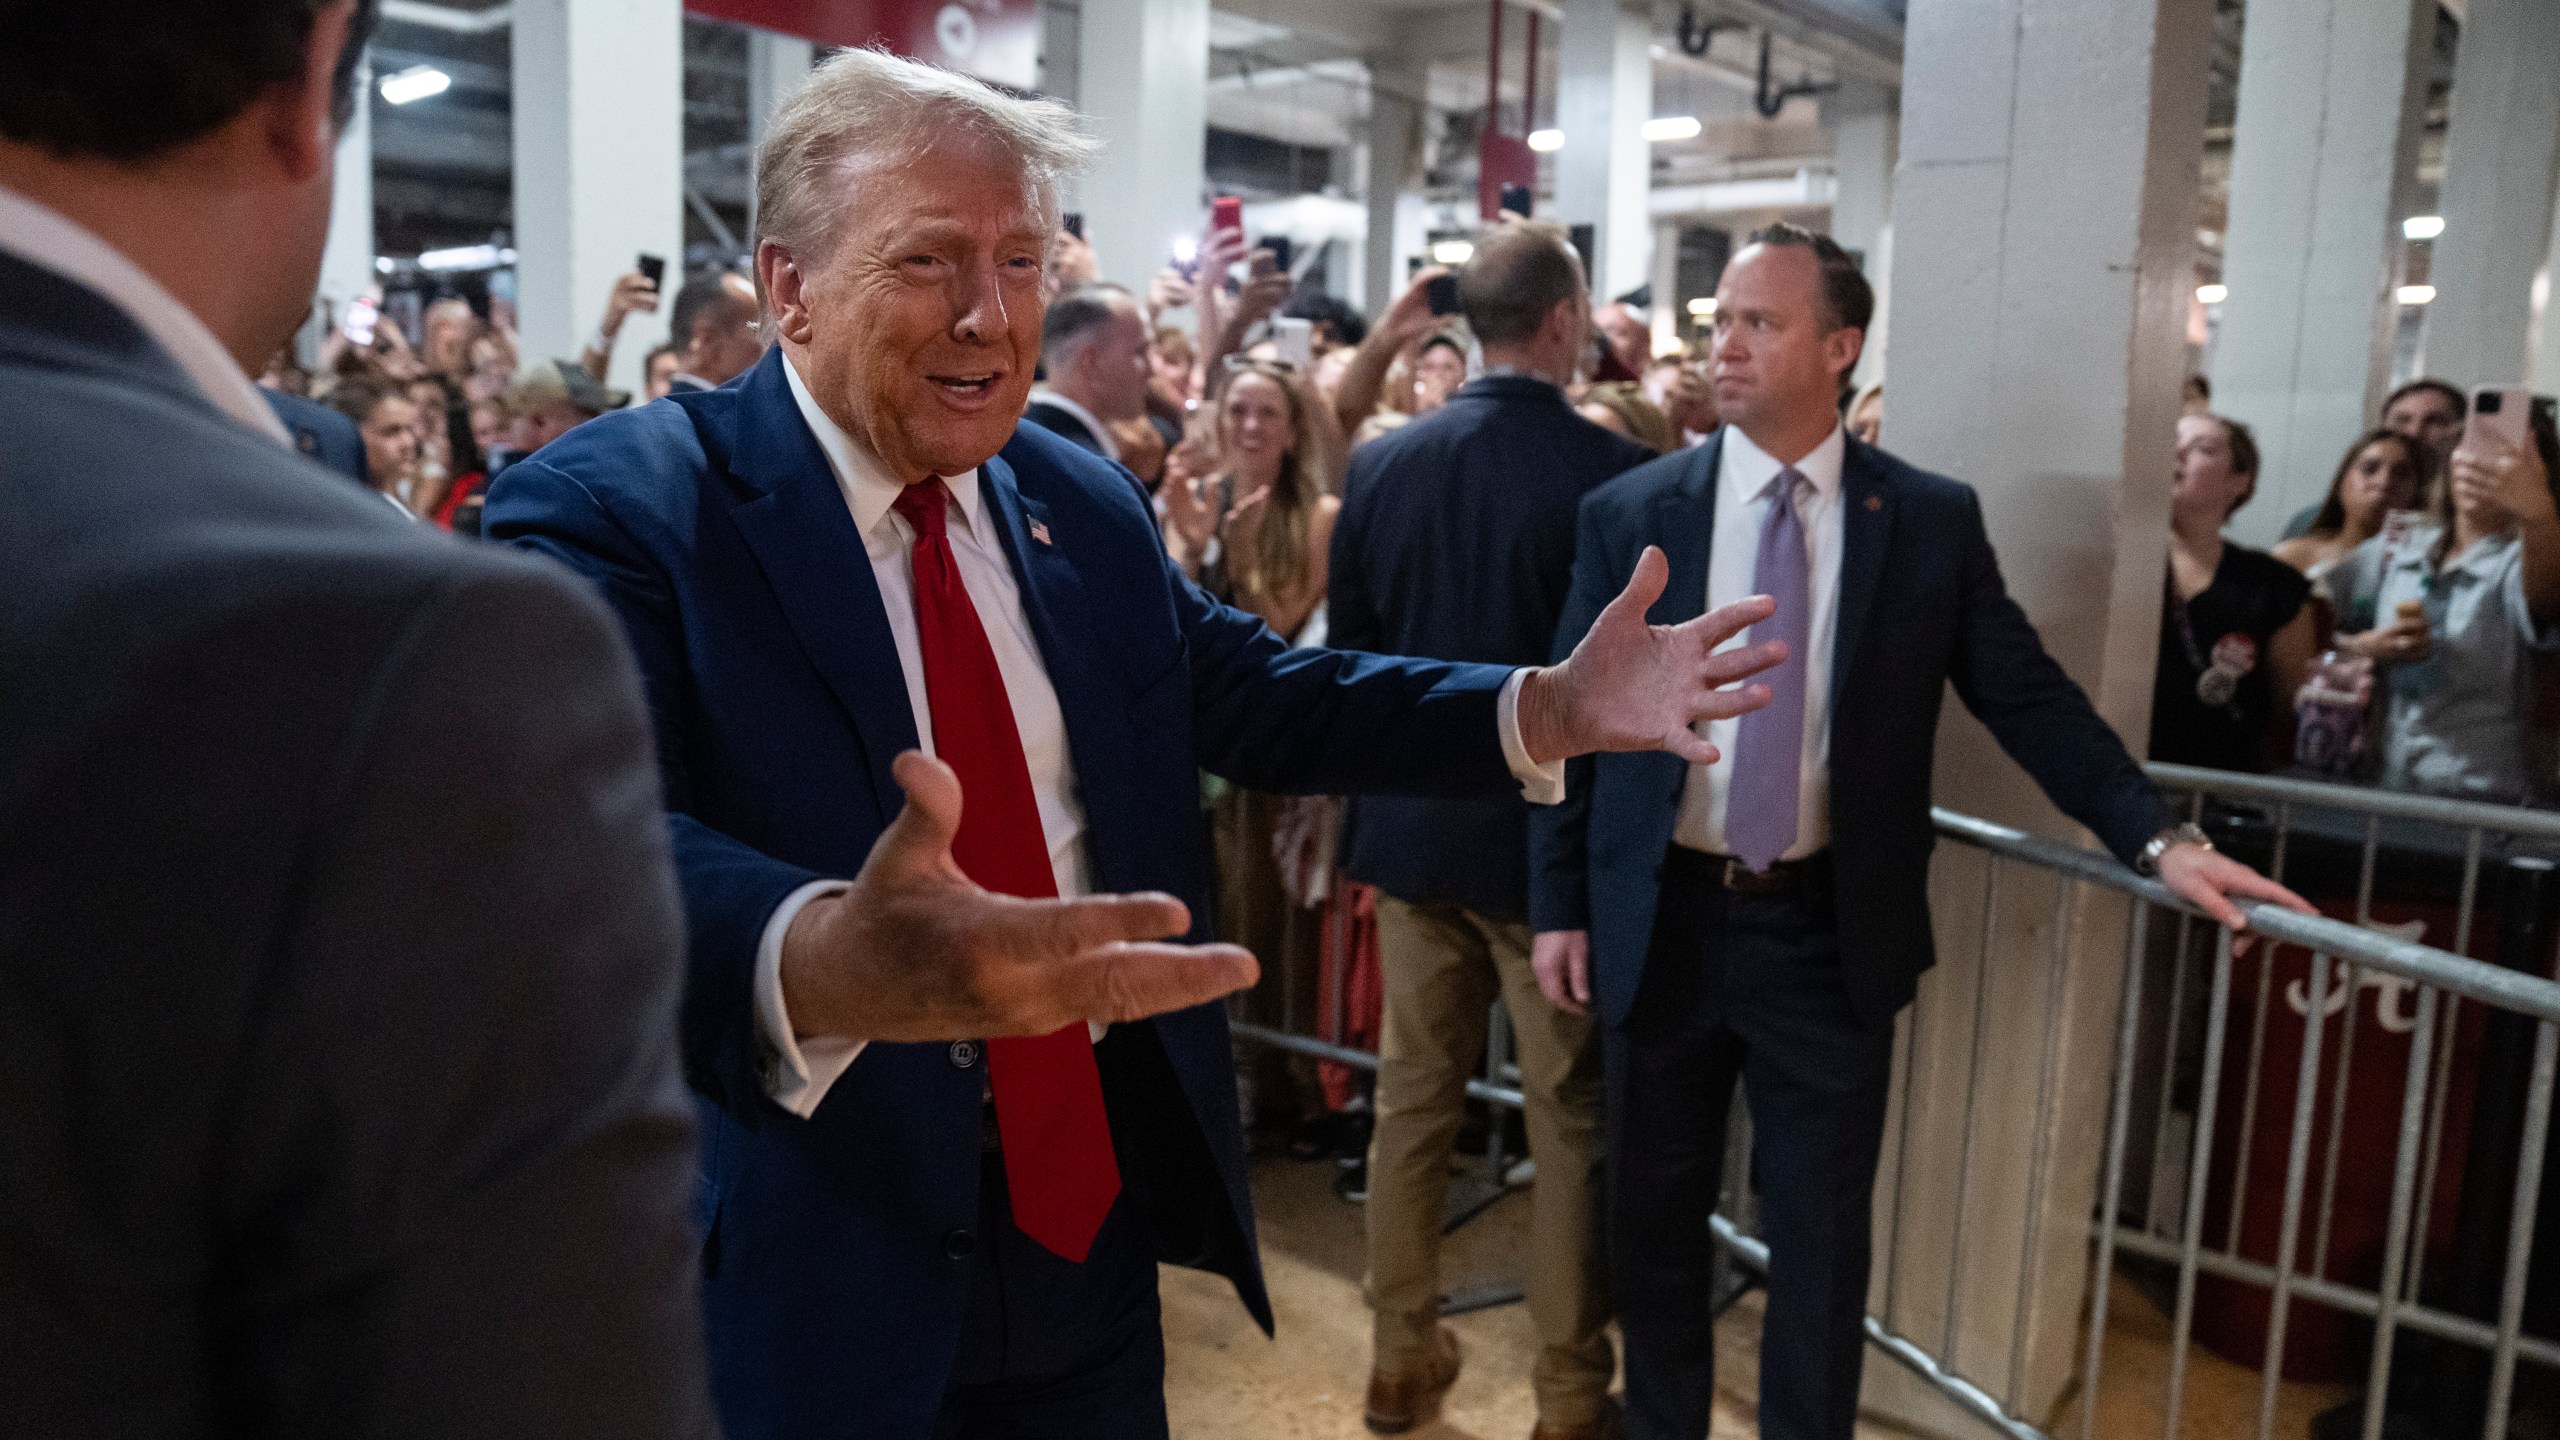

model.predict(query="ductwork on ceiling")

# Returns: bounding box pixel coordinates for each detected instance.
[380,0,514,35]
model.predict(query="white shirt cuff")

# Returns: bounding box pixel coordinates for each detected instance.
[1499,668,1567,806]
[755,879,863,1118]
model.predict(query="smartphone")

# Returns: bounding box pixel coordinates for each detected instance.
[1169,233,1200,284]
[1271,316,1314,368]
[2468,386,2535,457]
[1062,212,1085,240]
[342,295,379,347]
[1209,196,1244,246]
[1256,235,1294,273]
[1499,182,1533,218]
[1424,272,1461,316]
[636,252,666,292]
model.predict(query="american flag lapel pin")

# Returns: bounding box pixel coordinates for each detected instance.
[1029,520,1053,547]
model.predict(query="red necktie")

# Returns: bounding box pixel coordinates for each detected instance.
[892,479,1120,1263]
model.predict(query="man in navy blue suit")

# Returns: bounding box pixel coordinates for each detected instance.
[1328,222,1652,1440]
[1528,225,2310,1440]
[262,383,369,485]
[488,49,1786,1440]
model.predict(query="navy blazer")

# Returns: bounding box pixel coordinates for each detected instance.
[484,348,1520,1440]
[1529,432,2169,1029]
[261,385,369,486]
[1329,375,1653,916]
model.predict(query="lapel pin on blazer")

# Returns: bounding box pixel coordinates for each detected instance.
[1029,520,1053,547]
[1865,493,1883,511]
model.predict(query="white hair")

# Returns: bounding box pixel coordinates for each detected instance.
[754,47,1100,265]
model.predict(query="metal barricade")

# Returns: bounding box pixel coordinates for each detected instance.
[1228,767,2560,1440]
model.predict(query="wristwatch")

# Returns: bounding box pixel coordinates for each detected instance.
[2136,821,2213,877]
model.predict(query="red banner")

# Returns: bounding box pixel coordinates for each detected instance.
[686,0,1040,91]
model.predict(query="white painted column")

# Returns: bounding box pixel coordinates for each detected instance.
[1827,75,1898,274]
[1074,0,1209,297]
[2535,193,2560,391]
[1364,59,1425,322]
[511,0,685,395]
[316,58,375,325]
[2209,0,2432,547]
[745,30,816,241]
[1869,0,2213,1428]
[1555,0,1652,303]
[2422,0,2560,394]
[1648,219,1680,355]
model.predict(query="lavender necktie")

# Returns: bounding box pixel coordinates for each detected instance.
[1724,466,1810,873]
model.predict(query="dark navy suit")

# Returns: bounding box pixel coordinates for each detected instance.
[485,349,1523,1440]
[261,385,369,486]
[1531,432,2167,1440]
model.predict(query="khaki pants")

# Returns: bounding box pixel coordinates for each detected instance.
[1364,894,1612,1427]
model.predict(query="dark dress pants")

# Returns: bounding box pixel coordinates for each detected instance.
[1605,852,1896,1440]
[932,1147,1169,1440]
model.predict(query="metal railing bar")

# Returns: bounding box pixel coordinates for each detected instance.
[2148,902,2197,1240]
[1931,810,2560,1023]
[2409,827,2485,1305]
[1228,1021,1525,1112]
[2309,821,2384,1282]
[2078,900,2150,1440]
[1882,972,1928,1330]
[2164,931,2236,1440]
[2144,762,2560,842]
[1709,1215,2047,1440]
[2006,877,2074,1411]
[2105,1227,2560,1371]
[1944,857,2003,1364]
[2484,1019,2559,1440]
[2256,938,2330,1440]
[2224,943,2276,1257]
[2362,983,2439,1440]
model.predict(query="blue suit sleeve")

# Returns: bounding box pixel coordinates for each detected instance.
[1526,494,1619,932]
[1945,487,2170,866]
[1176,552,1518,799]
[487,458,817,1121]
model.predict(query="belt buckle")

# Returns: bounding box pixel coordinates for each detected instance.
[1721,858,1785,894]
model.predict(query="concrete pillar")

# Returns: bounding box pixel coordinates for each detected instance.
[1648,219,1680,355]
[1827,75,1898,274]
[2536,194,2560,392]
[745,30,815,240]
[511,0,685,396]
[1870,0,2213,1427]
[1074,0,1209,299]
[2209,0,2432,548]
[2422,0,2560,394]
[1364,59,1426,323]
[1555,0,1652,303]
[316,57,375,325]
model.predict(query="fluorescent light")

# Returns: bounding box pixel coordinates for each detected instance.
[1686,296,1717,317]
[1430,239,1475,265]
[373,256,396,274]
[1640,115,1703,143]
[1527,129,1565,153]
[2403,214,2445,241]
[2195,283,2228,305]
[416,243,512,272]
[2398,284,2437,306]
[379,64,451,105]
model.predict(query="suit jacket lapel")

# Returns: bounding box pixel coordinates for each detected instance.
[721,352,916,826]
[1649,433,1722,626]
[1831,438,1895,703]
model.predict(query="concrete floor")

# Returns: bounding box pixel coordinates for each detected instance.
[1162,1151,2384,1440]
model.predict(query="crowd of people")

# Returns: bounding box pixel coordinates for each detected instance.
[2151,376,2560,806]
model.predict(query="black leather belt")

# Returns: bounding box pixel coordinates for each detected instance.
[1667,845,1833,903]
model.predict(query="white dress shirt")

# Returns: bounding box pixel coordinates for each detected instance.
[755,355,1560,1117]
[0,184,290,446]
[1673,422,1847,861]
[1027,387,1120,462]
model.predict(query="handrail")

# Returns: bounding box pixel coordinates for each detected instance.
[2143,761,2560,842]
[1930,807,2560,1024]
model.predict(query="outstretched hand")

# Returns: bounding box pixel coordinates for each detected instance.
[1516,546,1787,766]
[781,753,1261,1043]
[2156,842,2317,957]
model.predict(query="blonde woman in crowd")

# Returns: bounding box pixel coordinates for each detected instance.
[1576,381,1681,456]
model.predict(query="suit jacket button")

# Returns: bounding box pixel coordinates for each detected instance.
[949,1040,980,1069]
[942,1228,977,1260]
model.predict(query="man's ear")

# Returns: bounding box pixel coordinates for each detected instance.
[762,241,814,346]
[1828,326,1866,391]
[265,0,357,183]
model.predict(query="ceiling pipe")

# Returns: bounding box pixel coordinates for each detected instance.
[380,0,514,35]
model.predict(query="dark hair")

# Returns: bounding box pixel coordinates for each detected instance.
[2385,377,2468,423]
[1743,222,1875,334]
[669,271,753,357]
[2188,412,2261,516]
[326,377,407,427]
[1458,222,1586,347]
[1041,283,1135,366]
[2307,428,2425,538]
[2184,373,2211,402]
[0,1,377,162]
[1281,288,1368,347]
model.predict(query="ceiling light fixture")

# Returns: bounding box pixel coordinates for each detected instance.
[1430,239,1476,265]
[2195,283,2228,305]
[2398,284,2437,306]
[1640,115,1703,143]
[379,64,452,105]
[2403,215,2445,241]
[1527,129,1565,153]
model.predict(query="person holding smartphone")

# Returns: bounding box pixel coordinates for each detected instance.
[2324,394,2560,802]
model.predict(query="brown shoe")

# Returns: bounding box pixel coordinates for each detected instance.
[1364,1324,1461,1435]
[1529,1396,1624,1440]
